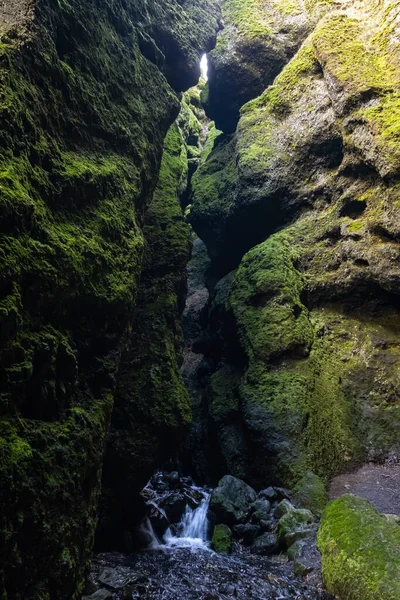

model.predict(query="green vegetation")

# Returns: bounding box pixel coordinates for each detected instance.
[0,0,220,597]
[292,472,328,517]
[318,495,400,600]
[211,523,233,553]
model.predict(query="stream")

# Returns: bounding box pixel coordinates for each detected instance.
[85,474,332,600]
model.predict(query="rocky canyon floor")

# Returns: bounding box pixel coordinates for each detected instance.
[86,546,332,600]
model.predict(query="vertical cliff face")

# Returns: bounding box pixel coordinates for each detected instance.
[190,0,400,487]
[0,1,220,598]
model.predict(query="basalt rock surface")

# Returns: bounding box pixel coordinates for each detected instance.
[205,0,313,133]
[190,0,400,488]
[0,0,220,598]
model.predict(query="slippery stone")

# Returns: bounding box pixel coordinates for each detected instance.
[250,499,272,524]
[233,523,260,546]
[278,509,314,542]
[250,532,279,556]
[258,487,277,502]
[98,568,132,591]
[210,475,257,525]
[275,500,295,519]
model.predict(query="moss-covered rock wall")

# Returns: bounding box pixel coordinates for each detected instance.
[190,0,400,487]
[0,0,220,597]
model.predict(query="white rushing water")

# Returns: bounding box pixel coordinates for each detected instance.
[200,54,208,81]
[163,488,211,550]
[140,516,162,550]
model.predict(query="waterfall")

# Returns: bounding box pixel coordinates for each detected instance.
[163,488,211,549]
[140,517,161,550]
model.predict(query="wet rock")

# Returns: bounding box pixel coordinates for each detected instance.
[293,473,328,517]
[258,487,277,502]
[83,590,114,600]
[98,568,133,591]
[147,502,170,536]
[185,487,205,510]
[166,471,181,489]
[233,523,259,546]
[259,519,276,533]
[89,546,332,600]
[275,499,295,519]
[159,493,187,523]
[211,524,233,554]
[278,509,314,543]
[275,488,292,502]
[288,538,321,578]
[285,527,317,548]
[210,475,256,525]
[250,532,279,556]
[250,499,271,524]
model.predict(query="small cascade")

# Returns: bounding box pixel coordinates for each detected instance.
[163,488,211,550]
[139,517,161,550]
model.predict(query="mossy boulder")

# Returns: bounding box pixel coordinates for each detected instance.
[318,495,400,600]
[292,472,328,517]
[211,524,233,554]
[278,508,314,542]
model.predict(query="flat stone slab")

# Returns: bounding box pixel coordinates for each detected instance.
[98,568,133,591]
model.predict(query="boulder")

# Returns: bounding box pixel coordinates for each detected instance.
[250,533,279,556]
[318,495,400,600]
[274,499,295,519]
[233,523,259,546]
[210,475,256,525]
[211,524,233,554]
[147,502,170,536]
[292,472,328,517]
[159,493,187,524]
[278,509,314,543]
[284,526,317,548]
[288,538,321,577]
[258,487,277,502]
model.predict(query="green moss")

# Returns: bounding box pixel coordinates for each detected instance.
[318,495,400,600]
[0,0,220,597]
[189,134,237,253]
[244,42,318,116]
[313,15,396,95]
[292,472,328,517]
[219,0,273,42]
[100,121,192,534]
[211,523,233,553]
[229,234,314,363]
[209,368,241,421]
[278,508,314,540]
